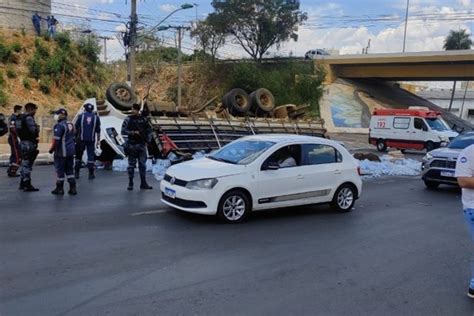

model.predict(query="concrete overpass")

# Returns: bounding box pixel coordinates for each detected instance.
[316,50,474,83]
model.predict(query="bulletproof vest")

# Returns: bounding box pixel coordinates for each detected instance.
[127,115,148,144]
[18,114,39,142]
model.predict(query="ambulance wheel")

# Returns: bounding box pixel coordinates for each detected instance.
[425,141,435,152]
[376,139,387,152]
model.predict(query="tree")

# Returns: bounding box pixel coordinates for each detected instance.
[209,0,307,62]
[443,29,472,113]
[190,19,226,63]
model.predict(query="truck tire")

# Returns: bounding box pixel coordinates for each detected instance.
[250,88,275,115]
[223,89,251,116]
[376,139,387,152]
[106,83,137,111]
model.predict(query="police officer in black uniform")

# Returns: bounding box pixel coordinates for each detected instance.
[49,108,77,195]
[121,103,153,191]
[7,104,22,177]
[18,103,40,192]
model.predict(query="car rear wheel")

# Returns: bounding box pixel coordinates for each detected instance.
[217,190,251,223]
[376,139,387,152]
[424,180,440,189]
[331,184,356,213]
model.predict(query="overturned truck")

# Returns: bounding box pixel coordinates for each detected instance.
[81,83,327,163]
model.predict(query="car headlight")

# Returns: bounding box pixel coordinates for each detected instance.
[423,152,433,161]
[186,178,218,190]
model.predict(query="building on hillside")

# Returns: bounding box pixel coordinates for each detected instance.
[417,89,474,123]
[0,0,51,33]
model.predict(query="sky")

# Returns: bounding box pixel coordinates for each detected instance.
[53,0,473,62]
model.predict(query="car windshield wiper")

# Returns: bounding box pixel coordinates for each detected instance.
[208,156,238,165]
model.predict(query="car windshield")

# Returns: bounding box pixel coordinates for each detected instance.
[426,118,450,131]
[208,140,275,165]
[448,134,474,149]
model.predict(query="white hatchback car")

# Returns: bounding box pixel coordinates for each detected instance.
[160,134,362,223]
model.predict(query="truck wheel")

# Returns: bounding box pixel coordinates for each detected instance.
[250,88,275,114]
[424,181,439,189]
[223,89,251,116]
[106,83,138,111]
[376,139,387,152]
[425,141,435,152]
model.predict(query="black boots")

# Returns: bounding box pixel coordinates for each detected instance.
[51,181,64,195]
[140,176,153,190]
[68,180,77,195]
[23,180,39,192]
[127,178,134,191]
[88,168,95,180]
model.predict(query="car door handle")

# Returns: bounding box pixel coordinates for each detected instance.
[334,170,342,174]
[296,175,304,179]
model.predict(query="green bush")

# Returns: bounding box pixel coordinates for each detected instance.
[23,78,31,90]
[0,88,8,106]
[28,56,43,79]
[10,42,22,53]
[0,71,4,86]
[34,38,49,58]
[75,89,84,100]
[54,32,71,50]
[78,36,101,65]
[0,42,12,63]
[39,79,51,94]
[6,68,16,78]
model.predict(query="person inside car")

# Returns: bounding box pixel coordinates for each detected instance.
[277,147,297,168]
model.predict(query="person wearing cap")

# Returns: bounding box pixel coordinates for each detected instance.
[74,103,101,179]
[18,103,40,192]
[121,103,153,190]
[7,105,23,177]
[49,108,77,195]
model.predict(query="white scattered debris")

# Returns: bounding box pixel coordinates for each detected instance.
[359,155,421,178]
[112,151,208,181]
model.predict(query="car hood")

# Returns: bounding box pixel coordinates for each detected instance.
[437,130,459,139]
[430,147,462,159]
[165,157,247,181]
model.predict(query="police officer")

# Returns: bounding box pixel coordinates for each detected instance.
[18,103,40,192]
[74,103,101,179]
[7,105,22,177]
[121,103,153,191]
[49,108,77,195]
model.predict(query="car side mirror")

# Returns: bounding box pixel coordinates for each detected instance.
[422,126,428,132]
[263,161,279,171]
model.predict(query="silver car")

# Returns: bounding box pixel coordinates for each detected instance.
[421,132,474,189]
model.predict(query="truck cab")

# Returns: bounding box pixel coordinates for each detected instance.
[369,108,458,152]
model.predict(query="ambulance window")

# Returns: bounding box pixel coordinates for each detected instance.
[393,117,411,129]
[414,118,427,131]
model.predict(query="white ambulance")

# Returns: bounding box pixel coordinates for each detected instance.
[369,108,458,152]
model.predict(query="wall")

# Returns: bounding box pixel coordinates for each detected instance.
[0,0,51,33]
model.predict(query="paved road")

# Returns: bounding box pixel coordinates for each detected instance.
[1,166,473,315]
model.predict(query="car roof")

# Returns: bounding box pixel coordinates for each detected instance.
[240,134,334,145]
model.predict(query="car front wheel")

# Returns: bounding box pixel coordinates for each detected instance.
[331,184,356,212]
[424,180,440,189]
[217,190,251,223]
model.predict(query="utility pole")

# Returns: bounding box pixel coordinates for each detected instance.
[177,27,183,110]
[98,36,112,64]
[402,0,410,52]
[128,0,138,90]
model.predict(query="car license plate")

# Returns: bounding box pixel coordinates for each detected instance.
[441,171,454,177]
[164,187,176,199]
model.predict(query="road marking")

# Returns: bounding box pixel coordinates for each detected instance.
[130,209,169,216]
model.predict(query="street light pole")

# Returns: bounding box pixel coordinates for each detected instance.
[402,0,410,52]
[129,0,138,90]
